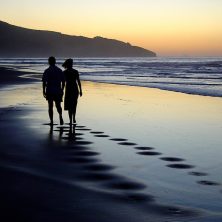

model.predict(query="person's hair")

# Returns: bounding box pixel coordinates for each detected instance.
[62,59,73,69]
[48,56,56,65]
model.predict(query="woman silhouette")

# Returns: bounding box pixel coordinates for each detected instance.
[62,59,82,125]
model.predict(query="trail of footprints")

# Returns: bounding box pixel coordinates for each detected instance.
[51,123,221,217]
[54,124,221,190]
[50,123,220,217]
[53,124,156,207]
[51,126,197,217]
[92,127,218,186]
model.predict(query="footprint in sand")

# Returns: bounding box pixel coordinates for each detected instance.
[110,138,128,142]
[160,157,185,162]
[155,205,197,217]
[188,172,208,177]
[94,135,110,138]
[137,151,162,156]
[75,128,91,131]
[90,131,105,134]
[65,132,84,136]
[73,141,94,146]
[197,180,220,186]
[118,142,137,146]
[75,125,86,128]
[167,163,195,169]
[135,146,155,151]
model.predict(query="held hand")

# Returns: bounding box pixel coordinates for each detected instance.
[43,92,46,98]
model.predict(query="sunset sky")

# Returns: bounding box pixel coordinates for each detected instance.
[1,0,222,56]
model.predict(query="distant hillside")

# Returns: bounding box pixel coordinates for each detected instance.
[0,21,156,58]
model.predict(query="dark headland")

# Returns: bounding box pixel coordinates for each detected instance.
[0,21,156,57]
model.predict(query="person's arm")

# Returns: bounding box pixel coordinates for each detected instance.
[42,71,47,98]
[62,80,65,92]
[61,71,65,94]
[77,74,82,97]
[42,81,46,98]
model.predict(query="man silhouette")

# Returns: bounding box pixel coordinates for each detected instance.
[42,56,65,125]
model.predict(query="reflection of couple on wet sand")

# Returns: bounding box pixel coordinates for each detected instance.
[42,56,82,126]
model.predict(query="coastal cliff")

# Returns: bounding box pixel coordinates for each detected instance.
[0,21,156,57]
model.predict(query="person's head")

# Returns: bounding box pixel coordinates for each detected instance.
[62,58,73,69]
[48,56,56,66]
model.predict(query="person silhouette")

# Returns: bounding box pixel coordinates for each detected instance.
[42,56,65,126]
[62,59,82,125]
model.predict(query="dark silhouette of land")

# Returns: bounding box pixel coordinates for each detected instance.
[0,21,156,57]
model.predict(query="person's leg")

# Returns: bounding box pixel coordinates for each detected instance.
[73,99,78,124]
[68,110,72,125]
[48,100,53,124]
[55,101,64,125]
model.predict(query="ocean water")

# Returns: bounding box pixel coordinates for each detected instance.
[0,57,222,97]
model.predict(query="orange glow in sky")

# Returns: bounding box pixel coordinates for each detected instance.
[1,0,222,56]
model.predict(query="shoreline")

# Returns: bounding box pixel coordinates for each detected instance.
[80,79,222,99]
[1,64,222,99]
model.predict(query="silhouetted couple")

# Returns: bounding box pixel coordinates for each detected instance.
[42,56,82,126]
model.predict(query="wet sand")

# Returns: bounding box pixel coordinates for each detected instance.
[0,66,36,85]
[0,68,222,221]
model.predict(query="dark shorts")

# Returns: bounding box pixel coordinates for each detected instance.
[46,93,63,102]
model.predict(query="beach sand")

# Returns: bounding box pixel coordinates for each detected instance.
[0,67,222,221]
